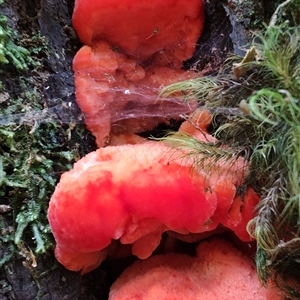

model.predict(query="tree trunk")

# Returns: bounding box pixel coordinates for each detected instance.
[0,0,271,299]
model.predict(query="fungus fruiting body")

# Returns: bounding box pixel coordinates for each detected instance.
[48,142,257,274]
[48,112,259,274]
[109,238,282,300]
[72,0,205,146]
[48,0,260,277]
[72,0,204,63]
[73,42,199,146]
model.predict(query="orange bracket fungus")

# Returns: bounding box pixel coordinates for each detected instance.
[72,0,205,146]
[47,0,261,277]
[108,238,282,300]
[48,111,259,274]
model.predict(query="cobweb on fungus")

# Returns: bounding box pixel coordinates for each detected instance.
[0,34,199,131]
[0,86,192,127]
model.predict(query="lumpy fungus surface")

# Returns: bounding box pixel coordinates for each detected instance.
[48,111,260,274]
[109,238,282,300]
[48,0,261,278]
[72,0,205,146]
[72,0,204,63]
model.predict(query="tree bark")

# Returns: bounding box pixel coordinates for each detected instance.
[0,0,270,299]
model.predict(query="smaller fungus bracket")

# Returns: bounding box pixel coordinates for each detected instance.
[72,0,205,63]
[71,0,205,147]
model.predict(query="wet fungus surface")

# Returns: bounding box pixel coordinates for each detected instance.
[72,0,205,146]
[48,0,259,285]
[48,110,259,274]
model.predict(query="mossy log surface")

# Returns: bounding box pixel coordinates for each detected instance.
[0,0,272,299]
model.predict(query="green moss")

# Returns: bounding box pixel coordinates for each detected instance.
[0,73,90,266]
[0,120,81,259]
[0,0,37,70]
[224,0,265,29]
[160,1,300,298]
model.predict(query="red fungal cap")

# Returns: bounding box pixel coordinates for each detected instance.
[109,238,282,300]
[48,111,259,274]
[72,0,205,146]
[48,142,219,273]
[72,0,205,63]
[48,138,258,273]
